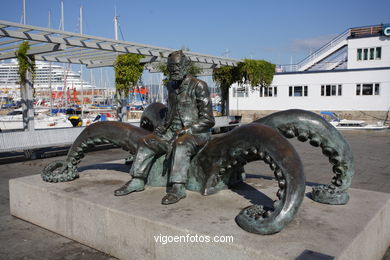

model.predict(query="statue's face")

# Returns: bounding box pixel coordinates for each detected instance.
[167,53,186,81]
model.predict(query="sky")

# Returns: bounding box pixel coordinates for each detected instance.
[0,0,389,87]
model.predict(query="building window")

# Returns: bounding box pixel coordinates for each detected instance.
[357,49,362,60]
[356,83,380,96]
[233,85,248,98]
[321,85,342,96]
[331,85,336,95]
[260,86,277,97]
[375,83,380,95]
[289,86,308,97]
[369,48,375,60]
[363,84,373,95]
[267,87,273,97]
[356,84,361,95]
[376,47,381,59]
[357,47,382,61]
[363,49,368,60]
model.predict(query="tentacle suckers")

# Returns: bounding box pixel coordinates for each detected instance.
[39,105,354,235]
[255,109,355,205]
[41,121,149,183]
[198,123,305,235]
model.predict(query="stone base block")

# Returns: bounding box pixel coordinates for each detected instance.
[9,169,390,260]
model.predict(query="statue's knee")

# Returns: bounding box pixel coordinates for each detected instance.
[174,141,196,156]
[175,139,189,147]
[176,134,192,145]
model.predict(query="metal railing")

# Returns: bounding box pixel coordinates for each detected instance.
[0,127,84,153]
[0,117,240,154]
[279,29,350,73]
[296,29,350,71]
[278,24,385,73]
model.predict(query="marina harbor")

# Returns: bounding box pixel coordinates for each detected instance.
[1,0,390,259]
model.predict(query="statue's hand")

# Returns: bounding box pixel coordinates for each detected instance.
[176,127,191,136]
[154,125,166,136]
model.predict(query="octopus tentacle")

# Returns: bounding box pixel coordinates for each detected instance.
[254,109,354,205]
[41,121,149,183]
[198,123,305,235]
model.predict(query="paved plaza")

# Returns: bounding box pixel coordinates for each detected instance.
[0,130,389,259]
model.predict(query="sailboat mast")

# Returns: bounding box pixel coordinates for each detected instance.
[61,0,64,31]
[48,10,53,114]
[22,0,26,24]
[80,6,84,117]
[60,0,68,109]
[114,7,119,41]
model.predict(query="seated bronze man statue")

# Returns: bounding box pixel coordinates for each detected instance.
[41,49,355,233]
[114,50,215,204]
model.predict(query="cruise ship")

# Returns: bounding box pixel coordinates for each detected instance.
[0,60,111,105]
[230,23,390,124]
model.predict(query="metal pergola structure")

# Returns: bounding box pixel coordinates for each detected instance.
[0,20,240,75]
[0,20,242,154]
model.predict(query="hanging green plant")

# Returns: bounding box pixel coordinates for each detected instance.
[189,63,202,76]
[16,41,36,87]
[212,65,239,115]
[212,59,275,115]
[239,59,275,88]
[114,53,145,96]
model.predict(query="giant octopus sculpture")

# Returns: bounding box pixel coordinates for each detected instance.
[41,104,354,235]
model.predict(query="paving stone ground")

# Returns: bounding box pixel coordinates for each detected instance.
[0,130,389,259]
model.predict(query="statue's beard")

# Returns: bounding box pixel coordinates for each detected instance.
[169,68,187,81]
[170,73,185,81]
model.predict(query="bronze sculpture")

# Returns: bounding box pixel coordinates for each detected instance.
[114,50,215,205]
[41,51,354,235]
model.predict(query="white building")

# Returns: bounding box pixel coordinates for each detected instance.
[230,24,390,123]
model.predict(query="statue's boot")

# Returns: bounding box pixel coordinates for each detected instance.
[114,177,145,196]
[161,183,186,205]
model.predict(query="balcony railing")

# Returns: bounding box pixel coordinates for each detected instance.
[277,24,385,73]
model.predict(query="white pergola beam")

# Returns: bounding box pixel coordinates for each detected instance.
[0,20,241,68]
[86,60,116,68]
[0,43,64,59]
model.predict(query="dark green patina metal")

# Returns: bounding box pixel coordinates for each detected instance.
[41,120,306,235]
[41,51,354,235]
[255,109,355,205]
[40,107,355,234]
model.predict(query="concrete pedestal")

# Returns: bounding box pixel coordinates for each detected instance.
[9,168,390,260]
